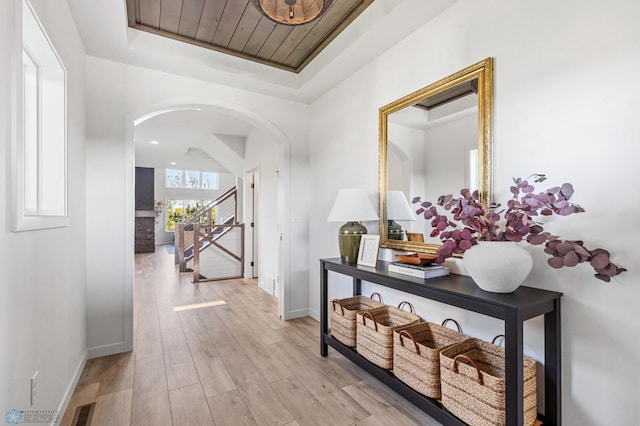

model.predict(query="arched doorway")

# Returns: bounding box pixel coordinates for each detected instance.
[122,101,293,350]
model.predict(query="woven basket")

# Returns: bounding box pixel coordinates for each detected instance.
[330,292,385,347]
[439,338,537,426]
[356,304,420,369]
[392,318,469,399]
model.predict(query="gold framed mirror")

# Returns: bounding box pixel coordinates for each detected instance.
[379,58,493,254]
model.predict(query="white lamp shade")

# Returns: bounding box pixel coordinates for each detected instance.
[327,189,379,222]
[387,190,416,221]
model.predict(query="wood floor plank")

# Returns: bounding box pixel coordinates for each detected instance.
[321,389,371,424]
[163,341,200,390]
[91,388,133,426]
[169,383,214,425]
[216,342,267,388]
[135,316,163,360]
[237,381,295,426]
[271,375,365,426]
[207,389,257,426]
[156,298,182,330]
[343,380,440,426]
[267,340,314,367]
[96,352,135,396]
[351,416,387,426]
[177,309,208,335]
[191,349,236,397]
[161,326,189,349]
[131,355,172,426]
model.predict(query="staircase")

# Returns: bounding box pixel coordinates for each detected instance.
[174,186,245,282]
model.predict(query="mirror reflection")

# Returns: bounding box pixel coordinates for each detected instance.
[379,58,493,254]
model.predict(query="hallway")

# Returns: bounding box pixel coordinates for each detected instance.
[60,247,437,425]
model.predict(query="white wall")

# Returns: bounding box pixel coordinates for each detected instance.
[0,0,87,415]
[309,0,640,424]
[244,128,281,296]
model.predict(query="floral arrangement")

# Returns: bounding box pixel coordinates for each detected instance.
[412,174,626,282]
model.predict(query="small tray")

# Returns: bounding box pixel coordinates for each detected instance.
[395,253,438,266]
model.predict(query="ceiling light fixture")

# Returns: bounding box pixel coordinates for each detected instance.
[252,0,334,26]
[150,140,159,145]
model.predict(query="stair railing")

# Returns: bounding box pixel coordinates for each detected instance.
[174,187,244,281]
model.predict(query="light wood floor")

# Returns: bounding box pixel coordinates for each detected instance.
[61,247,440,426]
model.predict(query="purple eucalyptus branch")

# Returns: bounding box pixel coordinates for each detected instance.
[413,174,626,282]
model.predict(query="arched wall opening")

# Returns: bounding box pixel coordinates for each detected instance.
[122,101,295,351]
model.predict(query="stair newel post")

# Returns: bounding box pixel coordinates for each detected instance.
[176,223,186,271]
[240,223,245,277]
[234,190,238,224]
[193,223,201,283]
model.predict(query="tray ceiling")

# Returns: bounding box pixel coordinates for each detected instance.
[126,0,374,73]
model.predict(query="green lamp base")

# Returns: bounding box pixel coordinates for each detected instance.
[338,221,367,264]
[387,220,405,241]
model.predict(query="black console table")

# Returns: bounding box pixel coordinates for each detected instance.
[320,258,562,426]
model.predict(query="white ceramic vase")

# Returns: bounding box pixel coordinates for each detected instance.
[463,241,533,293]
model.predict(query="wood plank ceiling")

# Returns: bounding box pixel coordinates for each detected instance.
[126,0,374,73]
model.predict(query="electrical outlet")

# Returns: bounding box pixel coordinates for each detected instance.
[31,371,38,406]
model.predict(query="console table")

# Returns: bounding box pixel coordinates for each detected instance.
[320,258,562,426]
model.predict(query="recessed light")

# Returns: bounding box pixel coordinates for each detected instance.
[170,162,176,165]
[150,140,159,145]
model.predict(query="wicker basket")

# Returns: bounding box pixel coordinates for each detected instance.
[439,338,537,426]
[392,318,469,399]
[356,304,420,369]
[330,292,385,347]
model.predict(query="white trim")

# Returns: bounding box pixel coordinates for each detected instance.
[12,0,68,232]
[87,341,132,359]
[54,350,87,426]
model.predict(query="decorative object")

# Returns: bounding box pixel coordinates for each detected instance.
[327,188,379,264]
[394,253,438,266]
[439,338,538,426]
[330,292,384,347]
[463,242,533,293]
[413,174,626,283]
[252,0,333,25]
[379,58,494,253]
[393,318,468,399]
[154,200,163,224]
[407,233,424,242]
[357,235,380,267]
[386,190,416,240]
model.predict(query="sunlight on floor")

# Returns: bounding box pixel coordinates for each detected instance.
[172,300,227,312]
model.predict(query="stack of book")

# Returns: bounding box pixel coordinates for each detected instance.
[388,262,450,279]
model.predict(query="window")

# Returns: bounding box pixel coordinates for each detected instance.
[165,199,217,231]
[165,169,183,188]
[165,169,218,190]
[12,0,67,231]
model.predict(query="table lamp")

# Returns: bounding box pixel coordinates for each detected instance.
[387,190,416,240]
[327,189,379,264]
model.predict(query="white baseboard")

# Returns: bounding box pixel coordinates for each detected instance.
[87,341,132,359]
[282,307,309,320]
[54,350,87,426]
[307,307,319,322]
